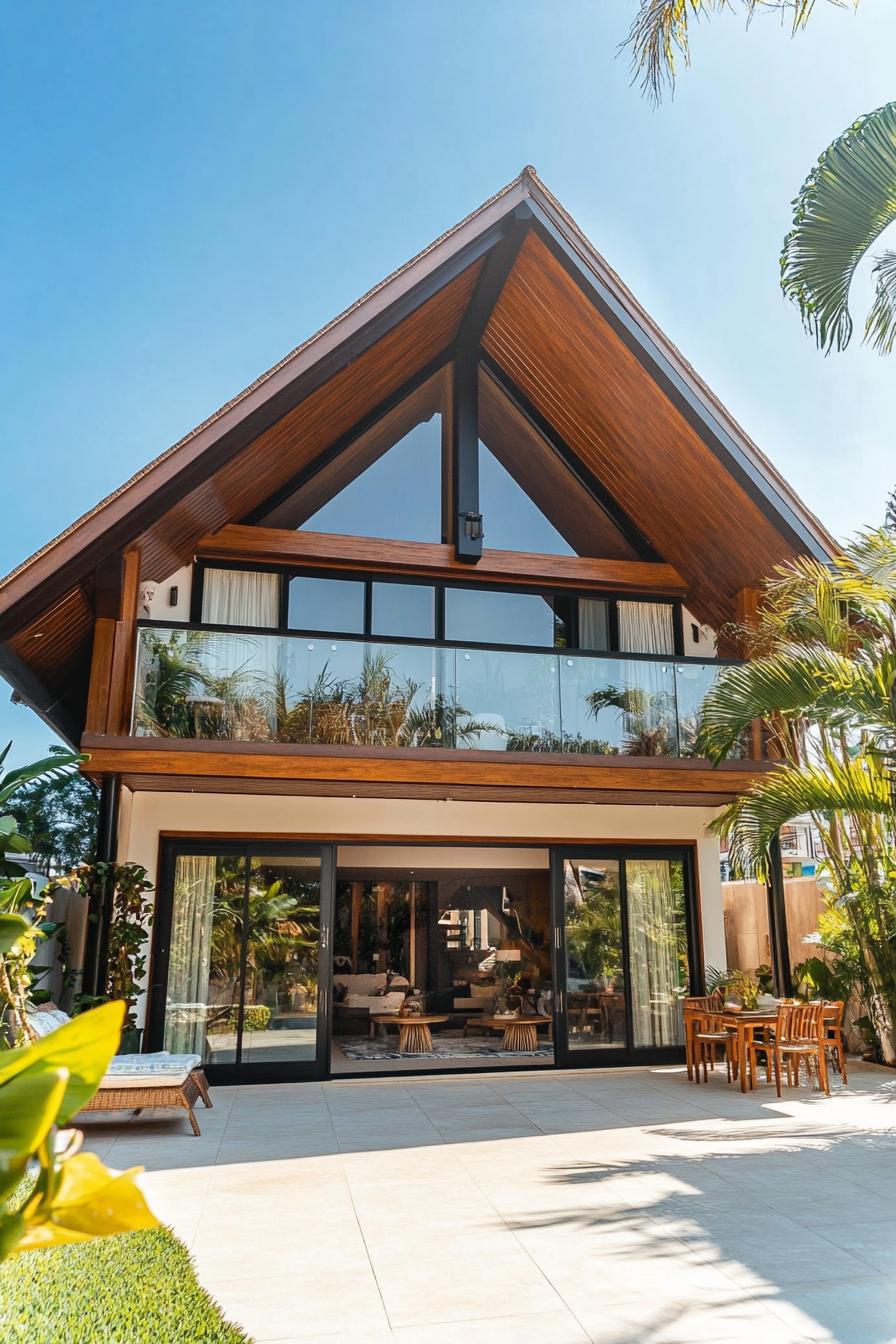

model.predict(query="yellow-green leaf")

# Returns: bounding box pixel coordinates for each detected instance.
[12,1152,157,1253]
[0,913,29,955]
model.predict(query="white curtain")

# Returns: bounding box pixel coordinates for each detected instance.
[617,601,675,655]
[626,859,686,1047]
[164,855,218,1057]
[202,569,279,628]
[578,599,609,651]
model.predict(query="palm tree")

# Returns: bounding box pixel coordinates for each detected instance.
[626,1,849,104]
[781,102,896,354]
[698,528,896,1058]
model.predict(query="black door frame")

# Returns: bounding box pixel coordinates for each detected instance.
[550,844,700,1069]
[147,837,336,1085]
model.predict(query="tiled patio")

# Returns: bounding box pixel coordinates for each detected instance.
[82,1063,896,1343]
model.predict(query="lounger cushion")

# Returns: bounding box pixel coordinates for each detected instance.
[97,1070,192,1089]
[107,1052,202,1074]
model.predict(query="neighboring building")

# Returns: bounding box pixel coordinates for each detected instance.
[0,169,836,1084]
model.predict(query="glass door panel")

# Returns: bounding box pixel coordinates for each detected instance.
[157,843,330,1080]
[562,859,626,1050]
[164,851,245,1067]
[626,858,688,1048]
[555,849,693,1063]
[240,855,322,1065]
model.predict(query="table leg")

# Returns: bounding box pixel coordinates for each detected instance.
[398,1022,433,1054]
[739,1022,748,1093]
[502,1023,538,1052]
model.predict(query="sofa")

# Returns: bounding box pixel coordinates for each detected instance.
[332,972,409,1034]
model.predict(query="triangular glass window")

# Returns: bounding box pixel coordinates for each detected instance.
[260,370,446,543]
[477,367,639,560]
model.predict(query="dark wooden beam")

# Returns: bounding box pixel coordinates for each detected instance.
[0,642,80,747]
[195,525,689,594]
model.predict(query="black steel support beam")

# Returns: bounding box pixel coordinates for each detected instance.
[83,774,121,998]
[452,207,531,563]
[766,834,792,997]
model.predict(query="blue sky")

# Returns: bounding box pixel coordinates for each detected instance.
[1,0,895,765]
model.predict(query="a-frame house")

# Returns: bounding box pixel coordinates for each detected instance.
[0,168,835,1081]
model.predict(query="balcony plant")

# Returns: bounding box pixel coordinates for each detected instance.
[699,528,896,1062]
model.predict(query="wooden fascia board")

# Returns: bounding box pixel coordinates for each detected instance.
[81,735,767,796]
[195,526,689,595]
[0,187,532,636]
[520,195,835,565]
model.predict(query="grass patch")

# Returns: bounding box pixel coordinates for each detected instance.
[0,1226,251,1343]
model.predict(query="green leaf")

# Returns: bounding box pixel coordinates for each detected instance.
[0,751,86,805]
[781,101,896,353]
[0,913,29,954]
[0,1002,125,1124]
[0,1066,68,1202]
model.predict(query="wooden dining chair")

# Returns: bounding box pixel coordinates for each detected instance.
[822,1001,848,1084]
[750,1002,829,1097]
[694,1009,737,1084]
[684,994,723,1081]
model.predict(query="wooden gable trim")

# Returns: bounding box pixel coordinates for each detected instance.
[194,525,689,595]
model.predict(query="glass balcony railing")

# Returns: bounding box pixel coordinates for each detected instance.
[130,625,742,759]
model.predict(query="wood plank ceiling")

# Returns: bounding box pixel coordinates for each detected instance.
[482,231,803,631]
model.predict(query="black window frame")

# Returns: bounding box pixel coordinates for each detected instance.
[191,559,688,659]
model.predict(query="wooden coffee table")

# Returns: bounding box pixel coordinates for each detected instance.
[481,1015,551,1052]
[370,1014,448,1054]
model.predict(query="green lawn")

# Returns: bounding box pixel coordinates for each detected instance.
[0,1226,251,1343]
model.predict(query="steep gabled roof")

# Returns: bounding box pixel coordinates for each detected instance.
[0,167,836,742]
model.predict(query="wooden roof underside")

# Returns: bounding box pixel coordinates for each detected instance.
[0,168,836,744]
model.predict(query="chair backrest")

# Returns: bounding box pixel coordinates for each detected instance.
[822,1000,845,1028]
[684,994,722,1013]
[777,1001,824,1042]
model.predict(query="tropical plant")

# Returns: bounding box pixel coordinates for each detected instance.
[0,746,86,1045]
[12,745,99,873]
[626,1,857,104]
[66,862,154,1030]
[698,527,896,1058]
[782,101,896,354]
[0,997,156,1259]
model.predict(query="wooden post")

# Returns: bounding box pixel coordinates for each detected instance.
[106,549,141,736]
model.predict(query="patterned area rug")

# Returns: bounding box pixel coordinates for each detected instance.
[339,1036,554,1061]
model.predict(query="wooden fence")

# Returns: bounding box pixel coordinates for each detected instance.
[721,877,825,975]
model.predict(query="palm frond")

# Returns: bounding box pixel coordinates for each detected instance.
[626,1,842,103]
[866,249,896,353]
[698,641,894,760]
[711,755,893,879]
[781,101,896,353]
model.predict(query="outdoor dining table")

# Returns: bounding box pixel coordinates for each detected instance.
[722,1008,780,1093]
[683,1002,781,1092]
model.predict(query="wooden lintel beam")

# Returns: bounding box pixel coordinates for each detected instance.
[81,735,766,795]
[195,525,689,596]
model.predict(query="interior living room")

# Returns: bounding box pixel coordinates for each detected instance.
[329,846,555,1074]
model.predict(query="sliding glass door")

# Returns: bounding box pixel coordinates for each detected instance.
[552,847,697,1065]
[149,841,334,1082]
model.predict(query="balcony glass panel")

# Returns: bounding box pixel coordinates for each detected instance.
[132,626,737,759]
[454,647,561,752]
[559,654,679,756]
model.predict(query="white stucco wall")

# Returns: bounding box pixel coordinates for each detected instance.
[121,789,726,1028]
